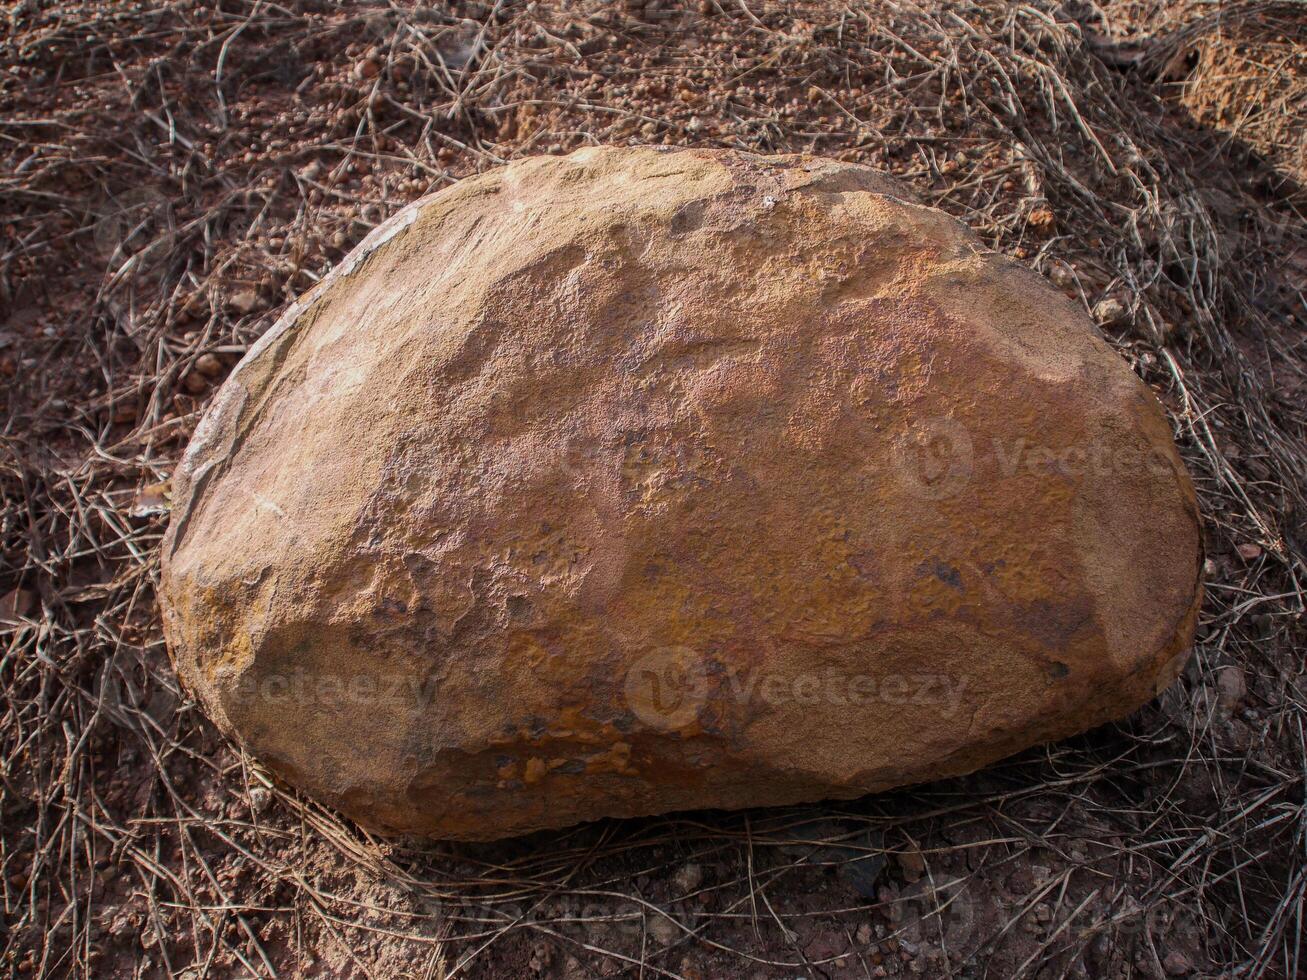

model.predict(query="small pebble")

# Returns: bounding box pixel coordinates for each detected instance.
[228,289,262,316]
[1092,296,1126,325]
[648,915,678,946]
[1028,206,1055,231]
[1215,665,1247,717]
[896,849,926,883]
[674,862,703,894]
[195,353,224,378]
[1163,950,1192,976]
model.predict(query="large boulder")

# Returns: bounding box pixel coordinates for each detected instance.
[160,147,1202,841]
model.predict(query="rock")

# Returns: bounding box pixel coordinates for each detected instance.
[130,480,171,518]
[648,915,679,946]
[1027,206,1056,236]
[1093,296,1127,325]
[673,863,704,895]
[227,289,262,316]
[1163,950,1192,976]
[527,942,552,973]
[195,353,224,378]
[896,849,926,883]
[160,146,1202,841]
[1214,666,1247,718]
[1223,717,1254,751]
[841,852,888,898]
[1047,261,1075,287]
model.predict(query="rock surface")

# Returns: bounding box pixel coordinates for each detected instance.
[160,146,1202,841]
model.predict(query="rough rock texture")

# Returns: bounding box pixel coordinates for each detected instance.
[160,146,1202,841]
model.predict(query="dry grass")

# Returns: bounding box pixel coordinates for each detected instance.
[1117,0,1306,198]
[2,0,1305,976]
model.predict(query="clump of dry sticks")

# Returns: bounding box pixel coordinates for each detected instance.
[2,0,1305,976]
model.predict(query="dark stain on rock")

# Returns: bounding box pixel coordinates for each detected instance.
[918,559,963,590]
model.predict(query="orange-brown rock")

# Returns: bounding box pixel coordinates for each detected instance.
[160,147,1202,841]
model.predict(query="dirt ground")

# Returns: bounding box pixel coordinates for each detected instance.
[2,0,1305,977]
